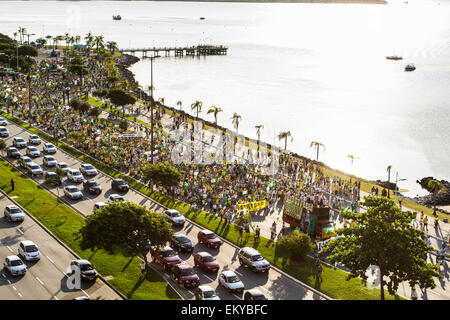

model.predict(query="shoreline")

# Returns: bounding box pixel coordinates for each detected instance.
[10,0,388,4]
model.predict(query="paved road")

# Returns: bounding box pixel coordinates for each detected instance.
[0,194,122,300]
[1,118,324,300]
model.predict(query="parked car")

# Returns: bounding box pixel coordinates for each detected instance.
[149,246,182,271]
[67,169,83,182]
[18,155,32,167]
[0,117,7,126]
[73,296,90,300]
[43,142,57,154]
[194,285,220,300]
[6,146,21,158]
[18,240,41,262]
[4,255,27,276]
[172,263,200,288]
[70,260,98,281]
[93,202,107,211]
[28,134,41,145]
[197,229,223,249]
[83,179,102,195]
[13,137,27,148]
[170,233,193,252]
[107,194,125,203]
[64,185,83,200]
[244,289,267,300]
[25,162,43,176]
[218,270,245,293]
[238,247,270,273]
[56,162,70,174]
[0,126,9,137]
[80,163,98,176]
[44,171,62,185]
[26,146,40,158]
[194,252,220,272]
[111,178,129,192]
[43,155,57,167]
[164,209,186,226]
[4,205,25,222]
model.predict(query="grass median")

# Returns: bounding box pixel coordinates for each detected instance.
[0,158,180,300]
[1,110,402,300]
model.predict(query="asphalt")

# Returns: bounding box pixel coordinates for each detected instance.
[1,117,324,301]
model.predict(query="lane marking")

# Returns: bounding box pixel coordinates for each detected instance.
[12,286,17,291]
[187,290,194,295]
[53,296,59,300]
[232,293,242,300]
[81,289,90,298]
[35,277,44,286]
[18,293,22,298]
[7,280,11,284]
[6,246,13,252]
[204,275,214,282]
[17,228,24,235]
[46,256,54,264]
[234,271,243,276]
[430,290,441,296]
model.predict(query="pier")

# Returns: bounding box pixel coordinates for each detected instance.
[119,45,228,57]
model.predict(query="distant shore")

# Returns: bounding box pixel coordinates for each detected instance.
[17,0,388,4]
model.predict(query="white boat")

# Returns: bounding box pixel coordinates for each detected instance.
[405,64,416,71]
[112,15,122,20]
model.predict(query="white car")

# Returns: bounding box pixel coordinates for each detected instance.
[218,270,245,293]
[13,137,27,148]
[26,146,40,158]
[56,162,70,174]
[25,162,43,176]
[67,169,83,183]
[108,194,125,203]
[43,142,57,154]
[80,163,98,176]
[4,255,27,276]
[18,240,41,261]
[64,186,83,200]
[18,155,33,167]
[28,134,41,145]
[164,209,186,226]
[0,117,7,126]
[0,126,9,137]
[4,205,25,222]
[194,285,221,300]
[94,202,107,211]
[43,155,57,167]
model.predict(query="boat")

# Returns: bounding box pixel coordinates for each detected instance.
[405,64,416,71]
[386,55,403,60]
[112,15,122,20]
[200,17,205,20]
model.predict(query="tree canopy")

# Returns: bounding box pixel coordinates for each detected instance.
[278,230,314,261]
[142,161,182,190]
[80,202,173,265]
[107,88,136,108]
[17,45,38,57]
[321,196,439,300]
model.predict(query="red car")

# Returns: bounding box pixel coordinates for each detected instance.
[172,263,200,288]
[149,246,182,271]
[194,252,220,272]
[197,230,223,249]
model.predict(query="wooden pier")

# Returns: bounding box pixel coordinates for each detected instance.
[119,45,228,57]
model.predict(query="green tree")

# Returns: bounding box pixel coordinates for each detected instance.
[107,88,136,116]
[191,101,202,119]
[9,55,34,73]
[231,113,242,134]
[88,106,102,119]
[80,202,174,268]
[106,41,118,54]
[310,141,325,161]
[278,131,293,150]
[278,230,314,261]
[68,55,88,93]
[176,100,182,111]
[0,139,6,156]
[69,97,82,111]
[321,196,439,300]
[78,101,91,114]
[119,119,129,132]
[17,45,38,57]
[207,106,223,125]
[142,161,182,193]
[427,179,447,216]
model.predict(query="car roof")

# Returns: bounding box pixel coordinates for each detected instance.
[162,246,174,251]
[166,209,179,213]
[198,285,214,292]
[197,251,211,257]
[221,270,237,277]
[44,155,54,158]
[173,233,188,238]
[7,255,21,261]
[74,259,91,265]
[6,205,20,209]
[241,247,260,255]
[176,263,192,270]
[20,240,35,246]
[247,289,264,296]
[201,229,214,235]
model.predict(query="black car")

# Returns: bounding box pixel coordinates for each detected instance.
[170,233,194,252]
[243,289,267,300]
[83,179,102,195]
[111,179,129,192]
[6,147,21,158]
[70,260,98,282]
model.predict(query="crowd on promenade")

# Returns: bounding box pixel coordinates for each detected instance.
[0,48,362,227]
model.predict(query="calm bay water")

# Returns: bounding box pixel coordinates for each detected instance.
[1,0,449,196]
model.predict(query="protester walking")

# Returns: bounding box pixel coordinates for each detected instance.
[140,261,146,276]
[423,216,428,232]
[10,178,14,191]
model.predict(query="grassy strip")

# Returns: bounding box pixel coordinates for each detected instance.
[1,110,402,300]
[0,159,179,300]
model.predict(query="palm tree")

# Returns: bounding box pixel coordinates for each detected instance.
[13,32,18,42]
[176,100,182,111]
[386,165,392,183]
[19,27,27,44]
[75,35,81,44]
[106,41,118,54]
[64,33,71,47]
[427,179,447,216]
[310,141,325,161]
[191,101,203,119]
[207,106,223,125]
[53,35,64,48]
[94,35,105,52]
[278,131,293,150]
[347,154,359,165]
[231,113,242,133]
[85,32,94,52]
[254,124,264,158]
[158,97,165,114]
[45,35,52,47]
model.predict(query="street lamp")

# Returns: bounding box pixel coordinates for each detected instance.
[148,54,159,164]
[26,33,35,44]
[394,171,407,204]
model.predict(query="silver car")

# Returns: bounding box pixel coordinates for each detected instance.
[4,255,27,276]
[64,186,83,200]
[26,162,43,176]
[43,155,57,167]
[195,285,220,300]
[18,240,41,262]
[0,117,7,126]
[56,162,70,174]
[238,247,270,273]
[26,146,40,158]
[80,163,98,176]
[0,126,9,137]
[43,142,57,154]
[67,169,83,183]
[13,137,27,148]
[219,271,245,293]
[4,205,25,222]
[28,134,41,145]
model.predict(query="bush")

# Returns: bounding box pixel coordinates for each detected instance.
[17,45,38,57]
[118,119,128,132]
[278,230,314,261]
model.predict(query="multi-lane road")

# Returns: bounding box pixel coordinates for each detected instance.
[0,116,325,300]
[0,193,122,300]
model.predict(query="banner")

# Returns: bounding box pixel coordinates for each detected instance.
[237,200,266,212]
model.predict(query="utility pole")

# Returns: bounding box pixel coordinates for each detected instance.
[150,55,154,164]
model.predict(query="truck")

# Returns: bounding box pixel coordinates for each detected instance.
[282,196,336,240]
